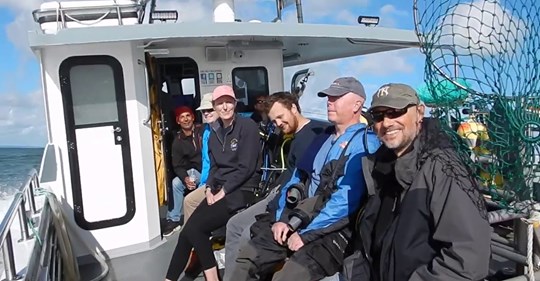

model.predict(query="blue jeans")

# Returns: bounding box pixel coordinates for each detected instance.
[167,169,200,222]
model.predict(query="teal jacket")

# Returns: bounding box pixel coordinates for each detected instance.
[198,124,211,187]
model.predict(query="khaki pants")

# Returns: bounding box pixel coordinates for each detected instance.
[183,187,206,224]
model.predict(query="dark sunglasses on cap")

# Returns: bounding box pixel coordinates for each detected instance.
[370,105,415,123]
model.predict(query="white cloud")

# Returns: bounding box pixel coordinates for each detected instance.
[0,0,42,12]
[157,0,276,22]
[283,48,420,120]
[380,4,408,16]
[302,0,369,20]
[379,4,409,28]
[282,0,369,24]
[343,49,419,77]
[335,10,358,25]
[234,0,275,22]
[156,0,213,22]
[5,13,36,58]
[438,0,526,55]
[0,90,47,147]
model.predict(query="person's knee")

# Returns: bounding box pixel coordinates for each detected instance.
[234,224,252,251]
[172,177,186,192]
[236,241,260,260]
[182,221,203,239]
[272,259,312,281]
[227,211,251,237]
[184,193,196,206]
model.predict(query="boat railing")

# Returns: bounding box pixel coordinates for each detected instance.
[31,0,147,32]
[0,169,39,280]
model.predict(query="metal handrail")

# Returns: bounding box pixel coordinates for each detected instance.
[31,0,146,31]
[0,169,39,279]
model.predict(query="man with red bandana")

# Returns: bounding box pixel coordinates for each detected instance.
[162,106,203,236]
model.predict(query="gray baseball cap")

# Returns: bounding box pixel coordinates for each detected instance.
[369,83,420,111]
[317,77,366,99]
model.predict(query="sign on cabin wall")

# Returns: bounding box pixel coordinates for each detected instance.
[200,70,224,86]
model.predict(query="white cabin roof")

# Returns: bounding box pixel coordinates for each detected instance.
[28,22,420,67]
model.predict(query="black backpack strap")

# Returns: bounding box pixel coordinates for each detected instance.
[362,156,375,196]
[320,126,367,199]
[287,126,370,230]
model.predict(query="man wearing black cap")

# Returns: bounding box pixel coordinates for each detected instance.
[342,83,490,281]
[232,77,380,281]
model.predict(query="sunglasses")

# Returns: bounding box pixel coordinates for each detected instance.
[202,109,214,114]
[370,105,414,123]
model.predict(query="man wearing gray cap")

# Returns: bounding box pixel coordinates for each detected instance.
[342,83,490,281]
[232,77,379,281]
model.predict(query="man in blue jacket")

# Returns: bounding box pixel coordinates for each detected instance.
[232,77,380,281]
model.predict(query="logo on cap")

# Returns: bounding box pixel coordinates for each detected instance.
[376,86,390,98]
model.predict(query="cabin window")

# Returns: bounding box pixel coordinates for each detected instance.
[232,67,269,111]
[181,78,196,96]
[69,64,118,126]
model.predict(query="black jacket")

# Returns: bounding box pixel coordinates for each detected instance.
[207,115,262,210]
[171,124,203,184]
[345,118,491,281]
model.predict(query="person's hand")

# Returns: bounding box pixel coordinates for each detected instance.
[184,177,196,190]
[205,188,214,205]
[287,232,304,251]
[271,222,291,245]
[212,189,225,203]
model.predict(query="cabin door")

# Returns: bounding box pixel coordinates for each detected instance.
[154,58,200,203]
[59,55,135,230]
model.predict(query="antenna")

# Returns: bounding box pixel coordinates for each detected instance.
[148,0,157,23]
[295,0,303,23]
[274,0,303,23]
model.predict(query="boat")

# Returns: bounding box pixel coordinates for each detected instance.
[1,0,536,280]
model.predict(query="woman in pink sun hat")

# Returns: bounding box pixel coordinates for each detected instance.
[166,85,262,281]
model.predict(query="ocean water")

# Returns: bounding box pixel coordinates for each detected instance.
[0,147,43,274]
[0,147,43,217]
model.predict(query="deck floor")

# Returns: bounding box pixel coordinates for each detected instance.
[79,229,210,281]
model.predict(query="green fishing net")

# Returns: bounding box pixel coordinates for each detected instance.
[413,0,540,211]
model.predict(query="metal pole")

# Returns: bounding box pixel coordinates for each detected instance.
[275,0,282,21]
[501,271,540,281]
[17,200,32,242]
[27,176,37,215]
[295,0,303,23]
[148,0,157,24]
[492,243,528,265]
[2,231,18,280]
[116,5,123,25]
[492,232,515,247]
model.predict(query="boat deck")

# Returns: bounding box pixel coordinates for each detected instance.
[79,229,210,281]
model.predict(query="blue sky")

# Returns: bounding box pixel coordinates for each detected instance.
[0,0,426,147]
